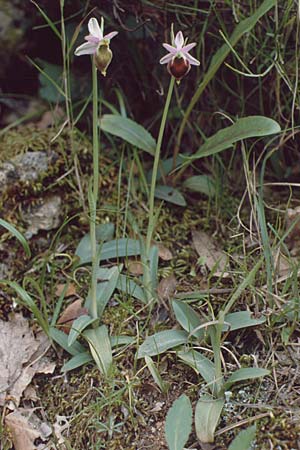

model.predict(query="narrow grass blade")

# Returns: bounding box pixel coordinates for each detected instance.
[0,219,31,257]
[165,394,192,450]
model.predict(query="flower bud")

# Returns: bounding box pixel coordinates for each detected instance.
[94,42,113,76]
[167,56,191,81]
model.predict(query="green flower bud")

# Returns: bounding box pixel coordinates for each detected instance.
[94,42,113,76]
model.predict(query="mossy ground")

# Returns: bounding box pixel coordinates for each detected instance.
[1,126,300,450]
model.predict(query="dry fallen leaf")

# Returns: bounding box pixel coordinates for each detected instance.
[57,299,88,334]
[192,230,228,276]
[155,242,173,261]
[157,275,177,302]
[126,260,144,276]
[0,314,54,409]
[5,408,52,450]
[286,206,300,256]
[55,283,77,298]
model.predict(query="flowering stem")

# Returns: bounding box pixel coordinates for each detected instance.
[89,60,100,320]
[144,76,175,296]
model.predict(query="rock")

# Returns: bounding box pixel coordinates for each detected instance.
[0,150,58,191]
[23,195,62,238]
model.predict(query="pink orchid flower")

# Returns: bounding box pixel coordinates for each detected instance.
[75,17,118,56]
[160,30,200,80]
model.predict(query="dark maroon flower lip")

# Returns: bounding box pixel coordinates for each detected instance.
[159,30,200,72]
[167,57,191,80]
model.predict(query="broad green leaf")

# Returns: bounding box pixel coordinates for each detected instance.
[68,315,96,347]
[228,425,256,450]
[223,311,265,332]
[62,352,93,372]
[177,350,215,386]
[145,356,168,393]
[100,114,156,155]
[85,266,121,318]
[83,325,112,375]
[185,116,280,161]
[178,0,277,146]
[117,275,147,303]
[49,327,86,356]
[155,185,187,206]
[183,175,216,196]
[223,367,270,391]
[76,237,141,264]
[110,335,134,347]
[172,300,204,340]
[195,395,225,443]
[165,394,192,450]
[0,219,31,257]
[137,330,189,358]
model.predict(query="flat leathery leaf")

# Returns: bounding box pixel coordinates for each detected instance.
[223,367,270,391]
[117,275,147,303]
[177,350,215,386]
[183,175,216,196]
[110,335,134,347]
[228,425,256,450]
[187,116,280,160]
[96,265,121,318]
[137,330,189,358]
[223,311,265,332]
[76,238,141,264]
[100,114,156,155]
[155,185,187,206]
[49,327,86,356]
[68,315,95,347]
[195,395,225,443]
[62,352,93,372]
[83,325,112,375]
[172,300,204,340]
[165,394,192,450]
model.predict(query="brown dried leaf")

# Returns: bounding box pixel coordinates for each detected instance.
[155,242,173,261]
[286,206,300,256]
[5,408,52,450]
[157,275,177,302]
[55,283,77,298]
[0,314,41,407]
[192,230,228,276]
[57,299,88,334]
[36,106,65,129]
[126,260,144,276]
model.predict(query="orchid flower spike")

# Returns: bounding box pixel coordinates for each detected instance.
[75,17,118,76]
[160,30,200,81]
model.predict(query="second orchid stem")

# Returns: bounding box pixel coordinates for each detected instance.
[144,76,175,297]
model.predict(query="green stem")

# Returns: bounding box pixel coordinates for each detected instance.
[89,61,100,320]
[143,76,175,300]
[146,76,175,254]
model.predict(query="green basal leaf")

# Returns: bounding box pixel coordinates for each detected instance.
[83,325,112,375]
[62,352,93,372]
[177,350,215,387]
[223,367,270,391]
[117,275,147,304]
[145,355,168,393]
[49,327,86,356]
[154,185,187,207]
[110,335,134,347]
[68,315,96,347]
[184,116,280,161]
[228,425,256,450]
[149,245,159,292]
[138,330,189,358]
[183,175,216,197]
[86,265,121,318]
[195,395,225,443]
[76,237,141,264]
[100,114,156,155]
[223,311,265,332]
[165,394,193,450]
[172,300,204,340]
